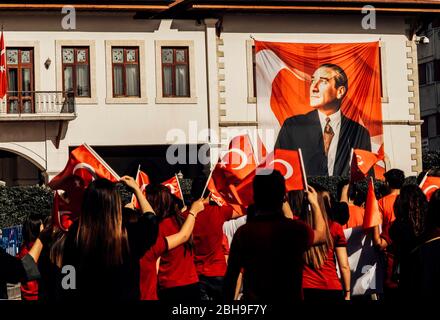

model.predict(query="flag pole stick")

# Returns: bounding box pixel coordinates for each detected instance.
[298,148,312,212]
[418,169,431,188]
[201,161,216,200]
[131,164,141,205]
[175,173,185,205]
[83,143,121,180]
[298,148,308,190]
[348,148,354,184]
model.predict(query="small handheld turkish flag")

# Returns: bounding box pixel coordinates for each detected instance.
[420,175,440,201]
[350,149,382,183]
[363,178,382,229]
[132,167,150,209]
[162,175,184,201]
[48,144,120,191]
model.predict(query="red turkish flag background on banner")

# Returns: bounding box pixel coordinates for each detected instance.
[48,144,120,190]
[420,176,440,201]
[162,175,184,201]
[363,178,382,229]
[350,149,382,182]
[0,31,6,98]
[132,169,150,209]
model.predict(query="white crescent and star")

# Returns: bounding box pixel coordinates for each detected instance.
[269,159,294,179]
[165,183,177,194]
[423,185,439,195]
[220,148,248,171]
[356,155,364,166]
[72,163,98,180]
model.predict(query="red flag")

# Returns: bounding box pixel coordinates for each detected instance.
[209,134,258,207]
[53,190,77,232]
[0,31,6,98]
[219,134,257,182]
[255,133,267,164]
[420,176,440,201]
[132,169,150,209]
[207,178,226,206]
[350,149,382,182]
[48,144,119,190]
[162,175,184,201]
[363,178,382,229]
[260,149,305,191]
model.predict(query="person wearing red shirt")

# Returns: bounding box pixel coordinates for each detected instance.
[224,170,327,302]
[139,184,204,300]
[338,182,367,230]
[17,214,43,300]
[301,185,351,301]
[188,177,243,300]
[145,184,202,301]
[373,168,404,299]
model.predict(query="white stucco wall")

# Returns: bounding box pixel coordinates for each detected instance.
[0,11,421,179]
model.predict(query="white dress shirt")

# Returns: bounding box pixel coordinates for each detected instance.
[317,109,341,176]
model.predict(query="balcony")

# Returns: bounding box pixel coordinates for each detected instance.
[0,91,76,121]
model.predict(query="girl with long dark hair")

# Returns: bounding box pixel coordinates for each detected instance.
[145,184,201,301]
[61,176,158,300]
[139,184,204,300]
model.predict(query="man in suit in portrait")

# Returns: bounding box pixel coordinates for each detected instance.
[275,63,371,176]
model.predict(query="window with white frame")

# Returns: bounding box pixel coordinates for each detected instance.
[105,40,146,104]
[62,47,90,97]
[56,40,96,104]
[111,47,140,97]
[155,40,197,104]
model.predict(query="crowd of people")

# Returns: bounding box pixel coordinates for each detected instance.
[1,167,439,301]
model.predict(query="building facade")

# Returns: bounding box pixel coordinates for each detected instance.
[418,19,440,152]
[0,0,437,185]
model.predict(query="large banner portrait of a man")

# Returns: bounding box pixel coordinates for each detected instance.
[255,41,384,177]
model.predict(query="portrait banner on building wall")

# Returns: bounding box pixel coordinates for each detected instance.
[256,40,384,177]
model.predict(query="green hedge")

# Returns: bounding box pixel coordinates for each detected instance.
[0,186,53,228]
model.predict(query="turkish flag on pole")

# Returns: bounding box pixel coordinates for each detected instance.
[131,167,150,209]
[162,175,184,201]
[53,190,77,232]
[207,177,227,206]
[254,133,268,165]
[350,149,382,183]
[219,134,257,181]
[420,175,440,201]
[0,31,7,98]
[48,144,120,190]
[363,178,382,229]
[261,148,306,191]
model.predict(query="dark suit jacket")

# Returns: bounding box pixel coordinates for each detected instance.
[275,110,371,176]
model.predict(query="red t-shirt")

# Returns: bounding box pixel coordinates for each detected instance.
[17,243,39,300]
[192,205,233,277]
[302,221,347,290]
[139,236,168,300]
[344,204,365,229]
[157,217,199,289]
[378,193,398,245]
[225,216,314,301]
